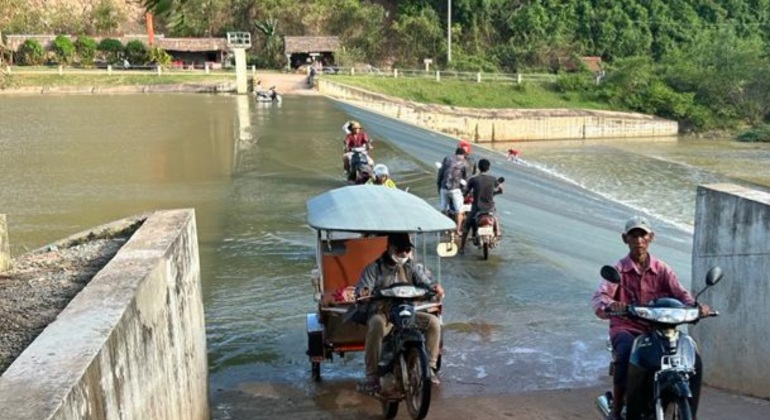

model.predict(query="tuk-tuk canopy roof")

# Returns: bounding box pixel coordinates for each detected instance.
[307,185,456,233]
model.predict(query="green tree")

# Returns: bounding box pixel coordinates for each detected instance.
[91,0,126,34]
[391,7,444,67]
[254,17,284,69]
[75,36,98,65]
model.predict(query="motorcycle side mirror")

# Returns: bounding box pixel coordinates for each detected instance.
[706,266,723,286]
[694,266,724,301]
[600,265,621,284]
[497,177,505,184]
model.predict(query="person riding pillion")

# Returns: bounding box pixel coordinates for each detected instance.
[367,164,397,188]
[354,233,445,393]
[343,121,373,172]
[591,216,712,420]
[437,147,469,235]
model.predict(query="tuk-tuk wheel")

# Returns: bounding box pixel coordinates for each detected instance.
[312,362,321,381]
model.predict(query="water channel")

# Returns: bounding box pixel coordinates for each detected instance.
[2,94,769,417]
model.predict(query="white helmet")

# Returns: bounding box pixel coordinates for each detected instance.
[374,164,389,177]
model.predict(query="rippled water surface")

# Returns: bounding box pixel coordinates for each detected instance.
[2,95,769,412]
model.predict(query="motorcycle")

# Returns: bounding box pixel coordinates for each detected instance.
[348,146,373,184]
[364,284,439,420]
[466,177,504,260]
[596,265,723,420]
[255,85,281,103]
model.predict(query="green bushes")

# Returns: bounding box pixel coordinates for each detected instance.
[98,38,124,64]
[124,40,147,65]
[75,36,98,65]
[51,35,75,64]
[737,125,770,142]
[16,39,45,65]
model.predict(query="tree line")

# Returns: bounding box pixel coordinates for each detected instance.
[4,0,770,133]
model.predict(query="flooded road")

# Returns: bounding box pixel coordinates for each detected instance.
[2,95,770,418]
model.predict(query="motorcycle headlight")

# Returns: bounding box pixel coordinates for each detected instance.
[634,307,699,324]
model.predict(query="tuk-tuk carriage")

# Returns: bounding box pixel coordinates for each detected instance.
[305,185,457,381]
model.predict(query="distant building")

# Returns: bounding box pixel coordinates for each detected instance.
[553,55,603,73]
[284,36,340,70]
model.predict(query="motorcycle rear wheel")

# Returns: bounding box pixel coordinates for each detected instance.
[482,243,489,260]
[401,346,431,420]
[381,400,399,419]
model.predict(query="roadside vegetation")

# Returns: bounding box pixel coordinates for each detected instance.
[330,76,613,111]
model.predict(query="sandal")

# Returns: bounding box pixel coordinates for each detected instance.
[430,368,441,385]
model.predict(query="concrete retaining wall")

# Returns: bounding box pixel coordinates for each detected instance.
[319,79,679,141]
[690,184,770,399]
[0,214,9,272]
[0,209,209,420]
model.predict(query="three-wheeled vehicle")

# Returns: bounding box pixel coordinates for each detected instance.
[305,185,457,417]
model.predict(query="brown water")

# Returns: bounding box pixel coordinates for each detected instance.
[2,95,769,414]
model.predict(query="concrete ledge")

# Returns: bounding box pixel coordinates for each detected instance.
[0,209,209,419]
[691,184,770,399]
[0,82,236,95]
[319,79,679,141]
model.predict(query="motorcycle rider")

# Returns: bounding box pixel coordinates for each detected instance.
[343,121,373,174]
[437,147,469,236]
[458,158,503,254]
[458,139,477,176]
[591,216,711,420]
[354,233,445,393]
[368,164,397,188]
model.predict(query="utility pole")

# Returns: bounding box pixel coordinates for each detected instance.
[447,0,452,63]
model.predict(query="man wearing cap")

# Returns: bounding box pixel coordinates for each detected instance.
[355,233,445,393]
[437,147,469,235]
[591,216,710,420]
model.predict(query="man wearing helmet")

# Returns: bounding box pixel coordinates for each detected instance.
[368,164,397,188]
[343,121,373,175]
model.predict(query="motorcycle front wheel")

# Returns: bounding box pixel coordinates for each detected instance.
[662,397,692,420]
[400,346,431,420]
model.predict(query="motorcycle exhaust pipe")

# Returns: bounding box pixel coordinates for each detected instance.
[596,394,611,417]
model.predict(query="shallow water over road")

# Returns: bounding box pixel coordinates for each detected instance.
[2,95,769,417]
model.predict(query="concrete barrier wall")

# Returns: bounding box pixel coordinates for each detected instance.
[319,79,679,141]
[690,184,770,398]
[0,214,9,272]
[0,209,209,420]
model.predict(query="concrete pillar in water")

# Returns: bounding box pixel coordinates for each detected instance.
[0,214,10,272]
[233,48,247,94]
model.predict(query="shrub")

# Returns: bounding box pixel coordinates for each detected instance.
[16,39,45,66]
[556,73,594,93]
[98,38,124,64]
[124,40,147,65]
[737,125,770,142]
[75,36,98,65]
[146,47,172,67]
[51,35,75,64]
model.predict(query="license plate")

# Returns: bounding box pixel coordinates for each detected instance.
[477,226,494,236]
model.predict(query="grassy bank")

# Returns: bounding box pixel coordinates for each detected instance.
[1,72,234,88]
[327,75,614,110]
